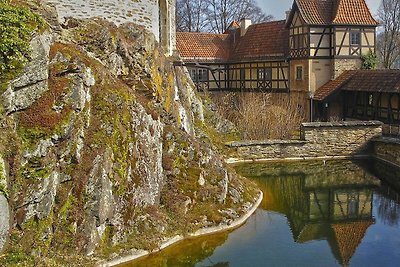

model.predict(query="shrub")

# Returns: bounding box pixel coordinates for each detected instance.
[362,51,378,70]
[0,0,44,84]
[210,92,305,140]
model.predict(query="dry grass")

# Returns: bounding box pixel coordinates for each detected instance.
[210,92,305,140]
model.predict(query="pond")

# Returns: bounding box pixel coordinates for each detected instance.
[120,159,400,267]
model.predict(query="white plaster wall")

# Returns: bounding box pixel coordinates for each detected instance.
[44,0,161,42]
[168,0,176,52]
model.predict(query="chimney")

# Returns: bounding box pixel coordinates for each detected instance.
[285,9,292,23]
[240,18,252,37]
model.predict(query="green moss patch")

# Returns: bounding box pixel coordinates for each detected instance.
[0,0,45,89]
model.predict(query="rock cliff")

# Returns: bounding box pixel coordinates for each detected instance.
[0,1,258,265]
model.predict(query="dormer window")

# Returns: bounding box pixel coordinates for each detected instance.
[351,32,361,45]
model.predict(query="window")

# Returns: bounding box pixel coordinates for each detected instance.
[296,66,303,80]
[257,68,272,81]
[351,31,361,45]
[368,93,373,106]
[189,68,208,82]
[240,68,246,81]
[189,69,197,81]
[197,69,208,81]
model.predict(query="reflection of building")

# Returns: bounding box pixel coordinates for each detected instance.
[241,161,380,267]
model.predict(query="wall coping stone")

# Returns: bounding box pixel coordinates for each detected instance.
[227,139,307,147]
[301,121,383,128]
[372,136,400,145]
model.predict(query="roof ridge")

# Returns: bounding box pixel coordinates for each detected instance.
[176,31,230,36]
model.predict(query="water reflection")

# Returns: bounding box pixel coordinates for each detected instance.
[118,231,230,267]
[119,160,400,267]
[236,160,400,267]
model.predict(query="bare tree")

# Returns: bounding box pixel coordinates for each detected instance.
[205,0,272,33]
[176,0,209,32]
[176,0,273,33]
[377,0,400,69]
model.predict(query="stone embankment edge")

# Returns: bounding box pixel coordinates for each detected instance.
[225,154,370,164]
[373,156,400,169]
[98,191,263,267]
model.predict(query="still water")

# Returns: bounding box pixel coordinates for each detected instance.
[123,159,400,267]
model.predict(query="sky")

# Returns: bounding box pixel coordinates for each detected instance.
[255,0,381,20]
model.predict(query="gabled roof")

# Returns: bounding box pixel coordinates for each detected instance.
[296,0,334,25]
[314,70,400,101]
[224,21,241,34]
[176,32,232,63]
[231,20,288,61]
[333,0,378,25]
[177,20,288,63]
[289,0,378,26]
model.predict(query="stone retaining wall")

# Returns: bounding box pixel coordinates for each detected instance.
[373,137,400,168]
[228,121,383,162]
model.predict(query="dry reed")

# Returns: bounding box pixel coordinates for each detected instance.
[209,91,305,140]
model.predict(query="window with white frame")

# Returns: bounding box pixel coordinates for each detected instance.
[189,68,208,82]
[257,68,272,81]
[350,31,361,45]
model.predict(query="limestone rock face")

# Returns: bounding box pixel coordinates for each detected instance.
[0,195,9,254]
[84,149,115,256]
[23,172,60,221]
[0,5,258,265]
[131,103,164,206]
[2,32,53,114]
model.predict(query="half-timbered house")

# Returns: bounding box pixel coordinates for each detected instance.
[177,20,290,93]
[176,0,380,120]
[314,70,400,125]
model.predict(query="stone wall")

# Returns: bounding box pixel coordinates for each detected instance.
[43,0,176,54]
[228,121,383,162]
[333,58,362,78]
[373,137,400,167]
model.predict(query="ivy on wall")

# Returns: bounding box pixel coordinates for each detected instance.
[362,51,378,70]
[0,0,44,85]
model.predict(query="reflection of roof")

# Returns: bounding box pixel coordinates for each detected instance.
[295,220,374,267]
[176,32,232,63]
[297,223,330,243]
[293,0,378,26]
[329,220,374,267]
[314,70,400,101]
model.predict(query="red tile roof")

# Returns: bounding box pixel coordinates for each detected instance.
[296,0,334,25]
[333,0,378,25]
[224,21,241,34]
[314,71,355,101]
[176,32,232,63]
[294,0,378,26]
[341,70,400,92]
[314,70,400,101]
[231,20,289,61]
[176,21,288,63]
